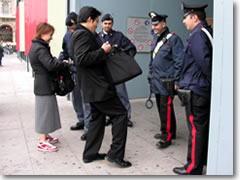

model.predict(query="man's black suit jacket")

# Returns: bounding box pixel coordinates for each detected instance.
[71,24,116,103]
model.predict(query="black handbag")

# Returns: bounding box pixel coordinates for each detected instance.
[105,47,142,85]
[51,69,75,96]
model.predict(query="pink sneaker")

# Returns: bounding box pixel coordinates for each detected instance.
[37,141,58,152]
[46,136,59,144]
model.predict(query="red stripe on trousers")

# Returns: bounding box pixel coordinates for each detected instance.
[166,96,172,142]
[186,114,196,174]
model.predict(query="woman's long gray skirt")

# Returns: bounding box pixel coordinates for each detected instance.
[35,95,61,134]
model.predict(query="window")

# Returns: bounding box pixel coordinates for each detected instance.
[2,1,9,14]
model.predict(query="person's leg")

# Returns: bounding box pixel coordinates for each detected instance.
[70,74,85,130]
[83,102,91,132]
[155,95,175,148]
[184,94,210,174]
[115,83,132,127]
[39,134,47,142]
[173,94,210,175]
[83,103,106,160]
[83,96,128,161]
[81,102,91,141]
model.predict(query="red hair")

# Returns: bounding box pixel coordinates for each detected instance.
[35,22,55,39]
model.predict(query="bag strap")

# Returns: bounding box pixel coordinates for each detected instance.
[201,27,213,46]
[152,33,173,59]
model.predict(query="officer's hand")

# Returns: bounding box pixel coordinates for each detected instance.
[63,60,70,64]
[102,41,111,53]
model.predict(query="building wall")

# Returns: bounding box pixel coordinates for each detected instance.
[17,0,66,56]
[0,0,16,43]
[48,0,67,57]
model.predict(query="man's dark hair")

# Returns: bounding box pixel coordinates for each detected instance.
[192,11,206,21]
[78,6,101,23]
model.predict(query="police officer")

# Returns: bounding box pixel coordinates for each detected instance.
[148,12,184,148]
[173,2,213,175]
[96,14,136,127]
[58,12,91,141]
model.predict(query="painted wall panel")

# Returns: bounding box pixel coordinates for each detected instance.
[19,2,25,52]
[16,5,19,51]
[48,0,67,57]
[207,0,233,175]
[24,0,48,55]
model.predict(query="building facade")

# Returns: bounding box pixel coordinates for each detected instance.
[0,0,16,43]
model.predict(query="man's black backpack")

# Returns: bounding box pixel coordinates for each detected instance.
[51,69,75,96]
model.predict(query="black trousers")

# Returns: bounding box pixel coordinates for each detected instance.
[184,93,210,175]
[155,94,176,142]
[83,95,128,161]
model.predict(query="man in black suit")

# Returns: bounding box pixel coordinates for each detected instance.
[71,6,131,168]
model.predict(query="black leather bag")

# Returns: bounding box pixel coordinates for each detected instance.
[105,47,142,85]
[51,69,75,96]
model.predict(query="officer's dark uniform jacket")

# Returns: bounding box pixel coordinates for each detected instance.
[71,24,116,103]
[29,39,68,95]
[178,21,212,98]
[59,30,72,60]
[97,30,136,57]
[58,30,77,73]
[149,27,184,95]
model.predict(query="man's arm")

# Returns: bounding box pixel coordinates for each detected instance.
[72,30,109,67]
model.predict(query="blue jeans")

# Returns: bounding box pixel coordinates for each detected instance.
[72,73,91,132]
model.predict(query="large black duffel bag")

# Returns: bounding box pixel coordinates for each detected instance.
[104,47,142,85]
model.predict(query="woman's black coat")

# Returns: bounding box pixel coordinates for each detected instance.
[29,39,68,95]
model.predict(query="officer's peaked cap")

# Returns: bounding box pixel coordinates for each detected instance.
[101,13,114,22]
[148,11,168,25]
[181,1,208,17]
[66,12,78,26]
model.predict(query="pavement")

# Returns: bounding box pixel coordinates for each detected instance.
[0,53,190,176]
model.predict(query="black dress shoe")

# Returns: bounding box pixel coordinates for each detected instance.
[70,122,84,130]
[173,167,189,175]
[156,140,171,149]
[106,155,132,168]
[127,120,133,127]
[80,132,87,141]
[83,153,106,163]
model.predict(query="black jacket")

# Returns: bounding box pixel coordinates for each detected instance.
[71,24,116,102]
[29,39,68,95]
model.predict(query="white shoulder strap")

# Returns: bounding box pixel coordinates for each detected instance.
[152,33,172,59]
[201,27,213,46]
